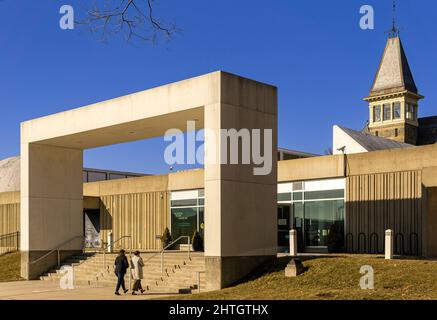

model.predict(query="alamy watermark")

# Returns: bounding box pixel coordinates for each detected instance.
[163,121,273,176]
[359,265,374,290]
[59,5,74,30]
[360,5,375,30]
[58,4,376,32]
[59,265,75,290]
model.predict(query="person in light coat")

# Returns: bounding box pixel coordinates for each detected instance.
[131,251,145,295]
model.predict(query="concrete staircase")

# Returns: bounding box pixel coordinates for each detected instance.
[39,251,206,294]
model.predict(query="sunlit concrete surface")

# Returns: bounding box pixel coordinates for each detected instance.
[0,281,175,300]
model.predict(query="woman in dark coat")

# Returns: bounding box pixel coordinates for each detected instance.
[114,249,129,295]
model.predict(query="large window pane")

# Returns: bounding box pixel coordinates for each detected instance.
[393,102,401,119]
[171,207,197,242]
[406,103,413,120]
[278,193,291,201]
[304,189,344,200]
[171,199,198,207]
[293,192,303,201]
[383,104,391,121]
[87,171,107,182]
[304,200,344,247]
[373,105,381,122]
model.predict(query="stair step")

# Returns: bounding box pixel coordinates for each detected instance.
[40,251,206,295]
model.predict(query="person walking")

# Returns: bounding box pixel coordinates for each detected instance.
[131,250,145,295]
[114,249,129,295]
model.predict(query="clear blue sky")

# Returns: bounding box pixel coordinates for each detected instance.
[1,0,436,174]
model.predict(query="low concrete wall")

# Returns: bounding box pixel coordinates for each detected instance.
[278,155,343,182]
[21,250,81,280]
[205,255,276,290]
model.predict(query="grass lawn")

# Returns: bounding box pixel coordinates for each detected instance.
[0,251,23,282]
[173,254,437,300]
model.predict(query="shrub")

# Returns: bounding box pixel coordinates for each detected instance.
[162,227,172,249]
[192,231,204,251]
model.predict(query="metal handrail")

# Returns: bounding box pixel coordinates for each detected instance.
[29,235,84,267]
[142,236,191,274]
[0,231,20,241]
[0,231,20,256]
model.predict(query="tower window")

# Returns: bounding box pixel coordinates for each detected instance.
[395,128,399,137]
[393,102,401,119]
[383,104,391,121]
[373,105,381,122]
[406,104,413,120]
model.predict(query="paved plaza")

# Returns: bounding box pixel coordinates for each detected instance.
[0,281,175,300]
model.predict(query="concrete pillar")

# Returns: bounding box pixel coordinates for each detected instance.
[204,73,278,290]
[20,143,83,279]
[289,229,297,256]
[385,229,393,260]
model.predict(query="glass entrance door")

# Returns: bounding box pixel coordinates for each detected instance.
[292,202,305,252]
[277,205,290,248]
[304,199,345,249]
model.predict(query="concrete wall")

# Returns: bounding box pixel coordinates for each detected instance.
[203,72,277,290]
[100,191,169,251]
[278,154,344,182]
[0,192,20,252]
[20,144,83,279]
[346,171,423,255]
[278,143,437,181]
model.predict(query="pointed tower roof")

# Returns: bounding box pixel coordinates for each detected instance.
[368,36,419,97]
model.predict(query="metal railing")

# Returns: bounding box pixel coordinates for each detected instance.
[142,236,191,274]
[345,232,420,256]
[29,235,84,267]
[0,231,20,256]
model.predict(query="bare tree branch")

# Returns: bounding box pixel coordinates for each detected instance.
[75,0,179,44]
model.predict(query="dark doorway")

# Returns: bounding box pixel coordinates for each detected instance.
[277,205,291,249]
[84,209,101,248]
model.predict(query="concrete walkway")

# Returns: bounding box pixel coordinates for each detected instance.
[0,281,177,300]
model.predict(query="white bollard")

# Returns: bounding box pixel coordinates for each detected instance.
[289,229,297,256]
[385,229,393,260]
[107,231,113,253]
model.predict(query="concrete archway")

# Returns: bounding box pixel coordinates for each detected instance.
[20,71,278,289]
